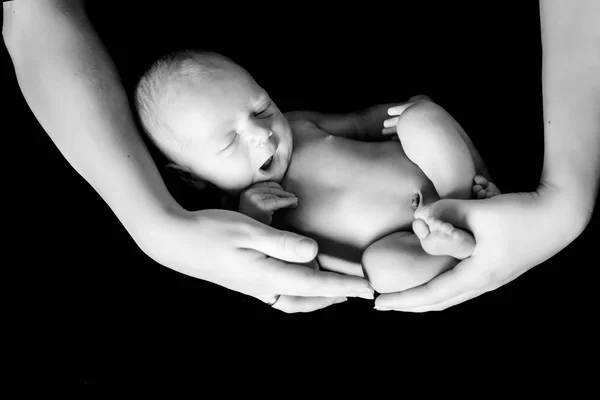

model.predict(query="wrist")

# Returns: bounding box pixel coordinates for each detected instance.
[125,200,193,260]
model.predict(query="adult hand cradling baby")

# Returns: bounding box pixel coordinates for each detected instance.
[374,0,599,311]
[151,208,372,311]
[4,0,598,313]
[2,0,372,314]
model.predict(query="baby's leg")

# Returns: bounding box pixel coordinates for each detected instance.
[396,100,477,200]
[362,231,458,294]
[394,99,504,258]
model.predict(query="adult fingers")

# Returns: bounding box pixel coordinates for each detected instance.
[273,295,348,313]
[400,274,521,312]
[252,256,374,298]
[374,257,481,310]
[238,225,374,296]
[376,288,484,312]
[240,223,320,263]
[382,127,397,135]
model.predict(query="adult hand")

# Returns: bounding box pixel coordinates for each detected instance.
[374,186,588,312]
[145,208,374,313]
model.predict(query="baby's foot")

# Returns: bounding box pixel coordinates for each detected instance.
[472,175,501,199]
[412,215,475,260]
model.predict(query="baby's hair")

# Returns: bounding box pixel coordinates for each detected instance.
[133,49,237,159]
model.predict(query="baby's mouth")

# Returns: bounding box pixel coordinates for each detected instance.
[259,155,274,172]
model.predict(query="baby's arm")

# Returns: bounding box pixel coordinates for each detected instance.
[285,103,399,142]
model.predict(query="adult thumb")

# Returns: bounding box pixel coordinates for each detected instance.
[243,223,319,263]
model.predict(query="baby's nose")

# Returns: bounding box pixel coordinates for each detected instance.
[249,129,274,148]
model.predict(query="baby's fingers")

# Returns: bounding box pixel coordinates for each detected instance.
[262,195,299,211]
[387,103,414,116]
[383,116,400,129]
[256,187,296,199]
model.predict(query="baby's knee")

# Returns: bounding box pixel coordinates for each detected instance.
[396,101,454,141]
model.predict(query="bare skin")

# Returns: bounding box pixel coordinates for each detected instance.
[2,0,374,313]
[274,99,499,293]
[373,0,600,311]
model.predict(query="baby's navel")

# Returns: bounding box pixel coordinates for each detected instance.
[411,192,422,210]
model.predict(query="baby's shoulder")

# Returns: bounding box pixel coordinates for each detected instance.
[284,111,316,127]
[284,111,326,139]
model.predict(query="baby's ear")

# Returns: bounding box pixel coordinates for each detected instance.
[165,162,207,191]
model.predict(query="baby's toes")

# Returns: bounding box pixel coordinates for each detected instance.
[412,218,430,239]
[427,217,443,231]
[439,222,454,236]
[414,204,431,220]
[472,184,487,199]
[486,182,501,196]
[474,175,488,186]
[472,184,484,197]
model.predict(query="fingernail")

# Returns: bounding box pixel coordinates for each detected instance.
[296,239,317,258]
[374,306,392,311]
[335,297,348,304]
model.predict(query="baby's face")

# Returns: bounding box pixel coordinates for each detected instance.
[164,65,293,195]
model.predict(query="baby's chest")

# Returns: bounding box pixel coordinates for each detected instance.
[278,147,427,249]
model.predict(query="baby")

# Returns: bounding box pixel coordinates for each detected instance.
[134,50,500,294]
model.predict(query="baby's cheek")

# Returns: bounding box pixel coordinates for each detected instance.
[272,115,291,135]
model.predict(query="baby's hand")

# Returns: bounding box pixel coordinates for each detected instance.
[239,181,299,225]
[382,95,432,140]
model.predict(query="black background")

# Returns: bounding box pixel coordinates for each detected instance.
[3,1,596,386]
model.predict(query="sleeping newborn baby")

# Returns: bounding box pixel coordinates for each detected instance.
[134,50,500,294]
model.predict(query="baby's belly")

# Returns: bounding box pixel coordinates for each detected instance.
[275,138,437,262]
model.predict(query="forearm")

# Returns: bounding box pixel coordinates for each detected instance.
[286,104,396,142]
[3,1,185,243]
[539,0,600,224]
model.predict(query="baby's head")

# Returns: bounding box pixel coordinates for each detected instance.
[134,50,293,195]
